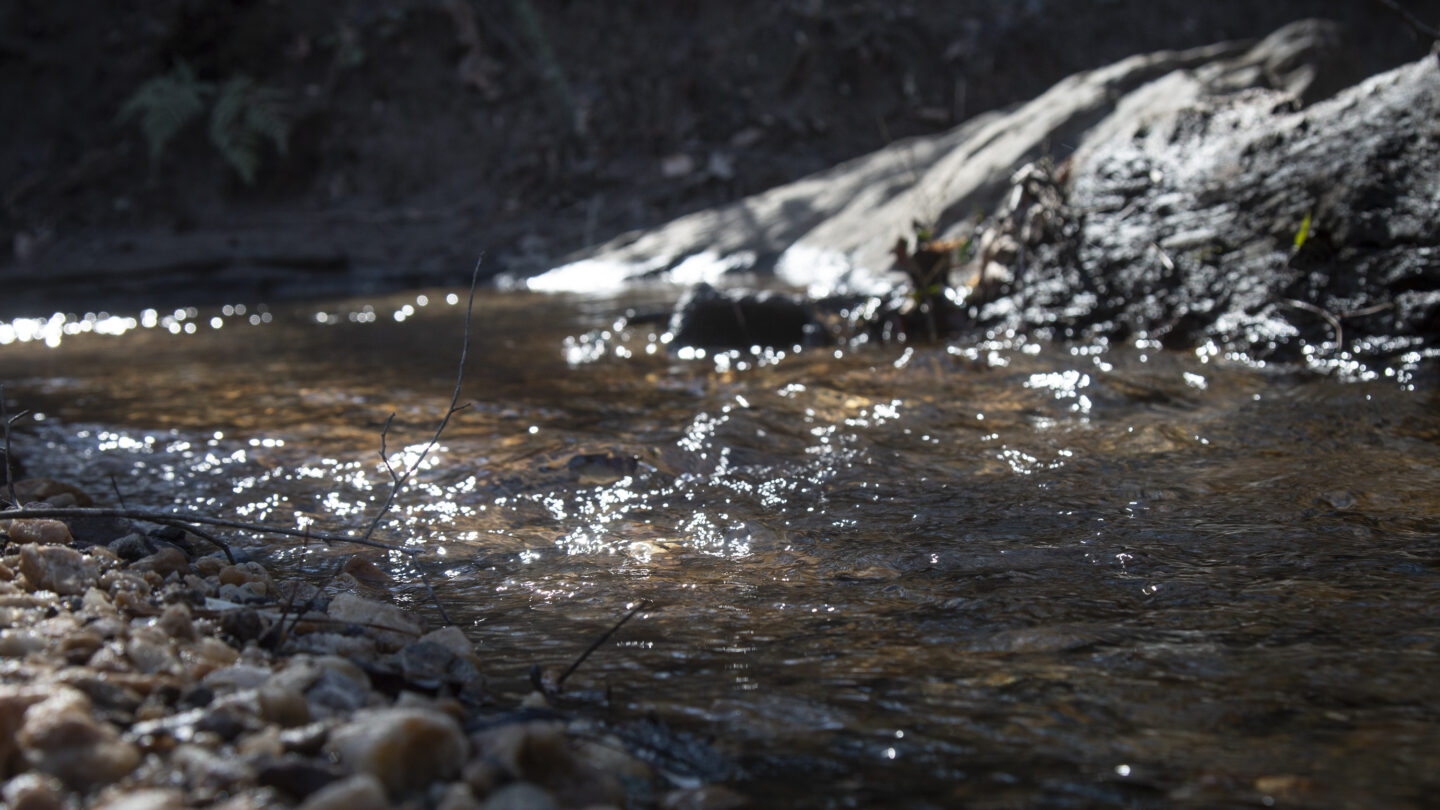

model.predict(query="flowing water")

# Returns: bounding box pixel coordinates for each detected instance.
[3,288,1439,808]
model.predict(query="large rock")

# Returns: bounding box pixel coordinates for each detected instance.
[534,21,1439,363]
[962,30,1440,361]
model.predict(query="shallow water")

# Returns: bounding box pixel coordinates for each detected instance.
[4,288,1440,808]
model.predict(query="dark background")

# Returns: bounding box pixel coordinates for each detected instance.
[2,0,1436,312]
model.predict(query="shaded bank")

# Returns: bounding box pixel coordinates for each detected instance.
[3,2,1437,316]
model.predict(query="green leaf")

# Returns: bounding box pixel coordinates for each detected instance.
[1293,210,1313,252]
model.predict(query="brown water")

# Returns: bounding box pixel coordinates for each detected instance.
[4,289,1440,808]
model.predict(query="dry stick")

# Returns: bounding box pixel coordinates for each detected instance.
[549,599,653,694]
[0,506,422,562]
[284,255,484,636]
[108,475,128,510]
[355,255,482,619]
[1281,298,1344,351]
[0,385,23,509]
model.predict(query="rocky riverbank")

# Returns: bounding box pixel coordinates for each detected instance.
[0,478,733,810]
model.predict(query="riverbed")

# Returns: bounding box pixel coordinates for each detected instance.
[3,286,1439,808]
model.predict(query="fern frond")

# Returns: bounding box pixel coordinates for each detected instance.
[209,76,291,184]
[118,62,212,161]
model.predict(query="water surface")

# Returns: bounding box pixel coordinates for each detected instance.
[3,289,1439,809]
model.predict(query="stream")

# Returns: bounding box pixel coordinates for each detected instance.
[3,286,1439,808]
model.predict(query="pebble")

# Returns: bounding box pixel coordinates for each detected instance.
[256,684,311,727]
[108,533,156,562]
[296,773,389,810]
[480,782,559,810]
[2,772,64,810]
[254,754,347,799]
[17,687,140,787]
[156,602,196,640]
[6,519,74,546]
[437,781,485,810]
[326,591,424,650]
[18,545,97,595]
[326,706,469,792]
[129,547,190,578]
[125,625,180,675]
[93,788,188,810]
[0,480,717,808]
[474,720,625,807]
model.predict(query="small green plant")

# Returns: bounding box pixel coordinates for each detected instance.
[1292,209,1313,252]
[119,63,290,185]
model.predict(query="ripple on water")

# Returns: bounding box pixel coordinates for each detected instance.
[3,288,1439,808]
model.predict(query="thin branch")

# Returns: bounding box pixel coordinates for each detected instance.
[1,385,24,509]
[412,554,455,626]
[1281,298,1343,350]
[0,506,392,558]
[109,475,128,510]
[1372,0,1440,42]
[285,254,484,637]
[551,599,652,693]
[359,256,481,544]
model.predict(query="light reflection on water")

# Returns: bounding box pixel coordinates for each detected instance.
[3,287,1440,807]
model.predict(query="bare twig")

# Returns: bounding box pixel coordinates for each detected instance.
[360,256,480,544]
[108,475,128,510]
[412,556,454,626]
[549,600,652,694]
[1340,300,1396,319]
[1281,298,1344,350]
[1372,0,1440,42]
[0,506,397,558]
[280,254,483,639]
[1,385,25,509]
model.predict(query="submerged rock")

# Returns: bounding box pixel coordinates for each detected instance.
[668,282,828,350]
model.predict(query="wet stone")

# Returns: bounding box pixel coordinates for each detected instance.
[18,687,140,788]
[194,703,252,742]
[304,665,372,716]
[93,788,188,810]
[253,755,347,800]
[396,640,456,688]
[109,533,156,562]
[19,545,98,596]
[326,592,424,651]
[130,547,191,578]
[156,602,196,641]
[2,772,64,810]
[126,626,180,675]
[325,706,469,793]
[6,519,74,547]
[295,773,389,810]
[146,526,195,557]
[219,607,267,644]
[277,721,330,755]
[479,782,559,810]
[256,684,311,728]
